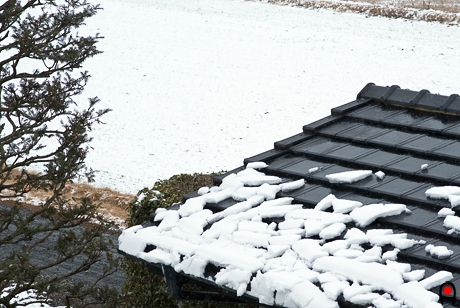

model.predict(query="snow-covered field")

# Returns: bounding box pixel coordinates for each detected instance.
[80,0,460,194]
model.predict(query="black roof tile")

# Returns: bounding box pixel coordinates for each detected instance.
[399,136,454,154]
[385,156,442,176]
[347,103,403,124]
[412,116,459,134]
[354,150,406,168]
[273,132,312,149]
[369,130,423,148]
[334,123,391,143]
[432,142,460,161]
[290,137,347,156]
[444,122,460,136]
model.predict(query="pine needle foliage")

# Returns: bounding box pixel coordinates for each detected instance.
[122,173,255,308]
[0,0,123,306]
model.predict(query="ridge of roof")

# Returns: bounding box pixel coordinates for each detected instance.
[356,83,460,116]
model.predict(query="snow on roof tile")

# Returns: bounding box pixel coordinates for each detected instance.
[119,84,460,308]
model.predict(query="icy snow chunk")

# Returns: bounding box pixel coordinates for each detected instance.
[286,209,352,224]
[309,167,320,173]
[344,227,369,244]
[178,194,207,217]
[118,225,146,255]
[332,198,363,214]
[215,268,251,295]
[314,193,336,211]
[322,240,350,254]
[278,218,304,230]
[197,186,210,195]
[425,244,453,259]
[268,234,301,246]
[260,197,293,207]
[237,174,282,186]
[139,249,172,265]
[349,243,364,251]
[443,215,460,231]
[375,171,386,180]
[292,239,328,265]
[369,233,407,246]
[313,256,404,292]
[278,228,305,236]
[367,229,393,237]
[333,249,364,259]
[350,203,407,227]
[419,271,453,290]
[391,238,416,250]
[421,163,429,170]
[220,173,244,190]
[364,246,382,257]
[304,219,325,237]
[403,269,425,282]
[246,162,268,169]
[449,194,460,207]
[204,188,235,203]
[177,216,205,235]
[343,284,374,301]
[250,271,293,305]
[157,210,180,231]
[438,207,455,217]
[350,293,380,305]
[425,186,460,199]
[280,179,305,192]
[356,255,381,263]
[392,281,439,308]
[174,255,207,277]
[195,241,264,272]
[318,272,341,284]
[143,233,197,256]
[325,170,372,184]
[319,222,346,240]
[256,183,280,200]
[286,280,339,308]
[382,249,399,261]
[267,245,290,258]
[210,186,221,193]
[208,195,263,223]
[238,220,269,233]
[322,281,347,301]
[233,231,271,248]
[153,210,168,222]
[372,297,400,308]
[386,260,411,273]
[258,204,303,218]
[232,187,258,201]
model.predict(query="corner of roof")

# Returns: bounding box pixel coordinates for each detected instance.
[354,83,460,116]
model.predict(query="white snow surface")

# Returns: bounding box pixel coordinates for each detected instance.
[72,0,460,194]
[119,167,449,308]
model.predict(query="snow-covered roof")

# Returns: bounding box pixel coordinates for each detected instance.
[119,84,460,308]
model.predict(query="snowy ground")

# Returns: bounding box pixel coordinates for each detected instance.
[79,0,460,194]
